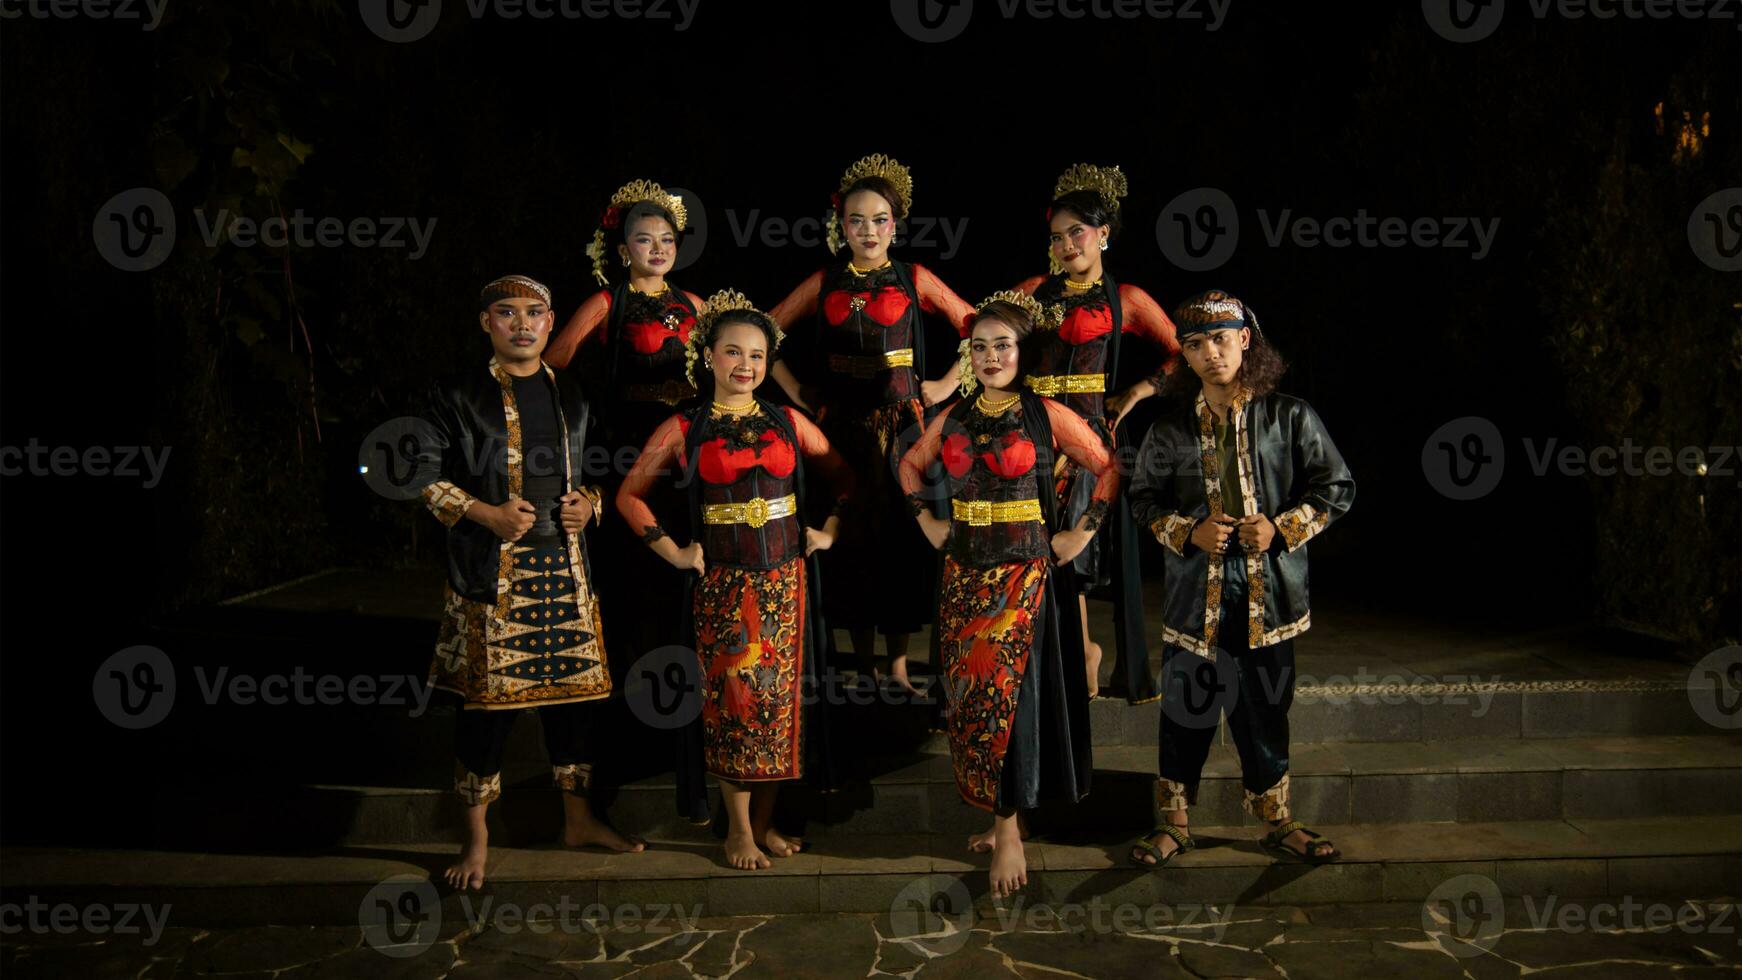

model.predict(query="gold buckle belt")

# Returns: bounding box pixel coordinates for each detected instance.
[620,380,697,406]
[1025,373,1106,397]
[827,348,915,379]
[951,498,1044,527]
[702,494,797,529]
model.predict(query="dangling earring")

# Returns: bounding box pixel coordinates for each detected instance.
[621,255,632,267]
[1099,238,1109,252]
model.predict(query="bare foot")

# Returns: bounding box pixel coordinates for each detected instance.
[563,816,645,853]
[724,831,770,870]
[444,840,487,891]
[967,812,1029,853]
[877,655,921,696]
[1084,640,1104,699]
[760,827,804,858]
[988,838,1028,900]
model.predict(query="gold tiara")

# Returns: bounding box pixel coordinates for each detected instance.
[1052,163,1129,211]
[836,153,914,214]
[973,289,1063,330]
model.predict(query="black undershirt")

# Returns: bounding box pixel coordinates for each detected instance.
[510,372,565,541]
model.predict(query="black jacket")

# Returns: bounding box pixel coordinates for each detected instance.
[417,357,598,603]
[1127,389,1354,658]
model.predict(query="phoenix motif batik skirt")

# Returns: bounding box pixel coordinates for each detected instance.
[693,556,808,781]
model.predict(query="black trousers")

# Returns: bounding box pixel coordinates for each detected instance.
[1156,554,1296,820]
[453,700,595,806]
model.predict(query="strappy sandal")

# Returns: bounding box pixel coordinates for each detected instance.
[1261,820,1340,865]
[1128,824,1194,869]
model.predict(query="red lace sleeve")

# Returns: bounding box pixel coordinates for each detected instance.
[897,410,952,513]
[1118,284,1181,371]
[546,290,611,369]
[1045,400,1120,512]
[614,414,686,540]
[767,271,824,337]
[913,264,977,337]
[682,290,706,313]
[1013,275,1046,297]
[787,409,853,506]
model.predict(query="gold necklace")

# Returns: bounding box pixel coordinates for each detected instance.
[1064,276,1102,290]
[975,391,1021,415]
[846,260,891,277]
[629,281,670,297]
[711,399,759,416]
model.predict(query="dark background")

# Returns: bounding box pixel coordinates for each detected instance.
[1,0,1737,842]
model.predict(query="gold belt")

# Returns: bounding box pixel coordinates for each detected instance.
[951,498,1044,527]
[1025,373,1106,396]
[701,494,797,529]
[620,379,697,406]
[828,348,915,379]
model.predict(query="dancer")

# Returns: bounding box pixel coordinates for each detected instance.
[616,290,850,870]
[1012,164,1180,699]
[898,292,1109,900]
[768,153,974,691]
[418,275,643,892]
[1125,290,1355,869]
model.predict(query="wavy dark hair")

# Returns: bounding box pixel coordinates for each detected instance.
[1161,327,1289,401]
[837,176,909,221]
[1047,189,1121,243]
[614,199,684,255]
[968,300,1044,380]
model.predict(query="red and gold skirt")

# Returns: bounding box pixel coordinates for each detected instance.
[937,555,1049,810]
[693,556,807,781]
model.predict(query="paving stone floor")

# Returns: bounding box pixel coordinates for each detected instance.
[2,899,1737,978]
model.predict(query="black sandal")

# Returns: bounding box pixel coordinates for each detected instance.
[1261,820,1340,864]
[1128,824,1194,869]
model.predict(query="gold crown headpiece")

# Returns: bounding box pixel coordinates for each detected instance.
[586,178,688,287]
[684,289,786,388]
[1052,163,1128,210]
[826,153,914,254]
[955,291,1063,397]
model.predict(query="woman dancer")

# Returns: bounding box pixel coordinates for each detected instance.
[1012,164,1180,699]
[897,292,1112,900]
[768,153,974,692]
[616,290,850,869]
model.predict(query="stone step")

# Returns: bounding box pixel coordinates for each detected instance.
[5,816,1737,927]
[146,735,1742,849]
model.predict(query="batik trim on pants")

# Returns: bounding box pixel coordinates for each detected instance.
[1153,772,1292,822]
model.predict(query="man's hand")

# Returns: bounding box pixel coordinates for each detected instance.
[1236,514,1276,553]
[1189,514,1237,556]
[559,491,594,534]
